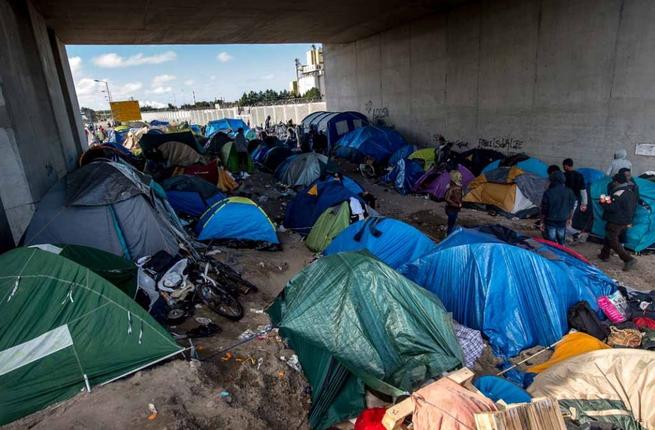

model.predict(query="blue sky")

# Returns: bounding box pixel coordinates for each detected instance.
[66,44,316,110]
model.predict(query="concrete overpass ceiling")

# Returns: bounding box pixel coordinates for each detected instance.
[32,0,470,44]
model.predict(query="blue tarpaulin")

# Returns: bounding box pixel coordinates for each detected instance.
[205,118,249,138]
[483,157,548,177]
[324,217,438,269]
[383,159,424,194]
[284,179,363,235]
[399,228,616,357]
[591,176,655,252]
[165,191,225,217]
[578,167,606,185]
[388,145,416,167]
[334,126,406,163]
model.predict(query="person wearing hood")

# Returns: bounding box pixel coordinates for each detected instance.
[607,149,632,177]
[541,171,576,245]
[444,170,464,235]
[599,173,638,271]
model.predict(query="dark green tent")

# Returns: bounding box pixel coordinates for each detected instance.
[270,251,463,429]
[0,247,182,425]
[30,243,138,298]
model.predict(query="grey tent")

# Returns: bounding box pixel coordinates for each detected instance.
[23,161,190,260]
[275,152,329,188]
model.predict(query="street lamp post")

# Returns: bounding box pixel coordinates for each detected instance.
[94,79,112,102]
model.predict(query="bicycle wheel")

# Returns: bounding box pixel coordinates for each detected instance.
[197,284,244,321]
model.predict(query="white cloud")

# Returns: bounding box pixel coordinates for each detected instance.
[209,75,217,81]
[140,100,167,109]
[148,86,172,94]
[217,52,233,63]
[75,78,100,96]
[152,74,176,87]
[69,56,82,76]
[184,79,195,86]
[116,82,143,95]
[92,50,177,68]
[261,73,275,80]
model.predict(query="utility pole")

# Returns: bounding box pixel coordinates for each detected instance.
[94,79,112,102]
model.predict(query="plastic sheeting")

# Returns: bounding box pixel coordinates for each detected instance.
[324,217,438,269]
[205,118,249,138]
[284,179,363,235]
[334,125,406,162]
[273,251,463,430]
[483,157,548,177]
[388,144,415,167]
[527,332,609,373]
[591,176,655,252]
[383,159,424,195]
[195,197,279,244]
[398,228,616,357]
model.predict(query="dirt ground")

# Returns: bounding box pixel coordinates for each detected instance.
[8,161,655,430]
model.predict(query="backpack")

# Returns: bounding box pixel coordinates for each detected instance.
[567,301,610,340]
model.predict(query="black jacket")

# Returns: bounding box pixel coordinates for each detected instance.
[541,172,576,226]
[604,185,638,225]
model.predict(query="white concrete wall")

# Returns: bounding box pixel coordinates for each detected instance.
[325,0,655,174]
[141,102,326,128]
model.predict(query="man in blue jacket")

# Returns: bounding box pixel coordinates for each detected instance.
[541,171,576,245]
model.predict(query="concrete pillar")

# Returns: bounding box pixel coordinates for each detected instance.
[0,0,83,250]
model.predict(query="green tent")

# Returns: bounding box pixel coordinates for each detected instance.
[220,141,254,173]
[305,202,351,252]
[31,244,138,298]
[0,247,182,425]
[270,251,463,429]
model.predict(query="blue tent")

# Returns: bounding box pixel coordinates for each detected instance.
[190,124,202,135]
[383,159,424,194]
[195,197,279,244]
[324,217,438,269]
[590,177,655,252]
[301,111,368,150]
[388,144,416,167]
[161,175,225,217]
[205,118,249,138]
[149,120,170,127]
[334,126,406,162]
[398,228,616,357]
[578,167,606,185]
[284,179,363,235]
[483,157,548,177]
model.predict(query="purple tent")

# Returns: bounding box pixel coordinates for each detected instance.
[412,164,475,199]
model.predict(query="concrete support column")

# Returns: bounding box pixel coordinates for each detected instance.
[0,0,83,250]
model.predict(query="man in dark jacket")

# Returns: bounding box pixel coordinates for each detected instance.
[599,173,638,270]
[541,171,576,245]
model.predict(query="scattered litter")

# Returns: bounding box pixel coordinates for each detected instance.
[218,390,233,404]
[257,357,264,370]
[282,354,302,372]
[147,403,158,420]
[256,323,272,334]
[195,317,213,325]
[221,352,234,361]
[258,262,265,268]
[278,225,287,232]
[257,195,269,203]
[205,248,222,256]
[250,308,264,314]
[277,370,286,379]
[238,329,256,341]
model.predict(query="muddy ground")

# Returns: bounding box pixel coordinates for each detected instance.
[8,162,655,430]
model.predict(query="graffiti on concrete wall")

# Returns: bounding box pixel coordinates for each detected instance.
[364,100,390,123]
[478,137,524,152]
[432,134,470,150]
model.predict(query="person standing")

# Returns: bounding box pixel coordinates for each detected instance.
[540,171,576,245]
[562,158,588,240]
[606,149,632,177]
[264,115,271,131]
[444,170,463,235]
[599,173,638,270]
[234,128,249,173]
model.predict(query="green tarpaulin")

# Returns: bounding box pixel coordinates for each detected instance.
[305,202,351,252]
[271,251,463,429]
[0,247,182,425]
